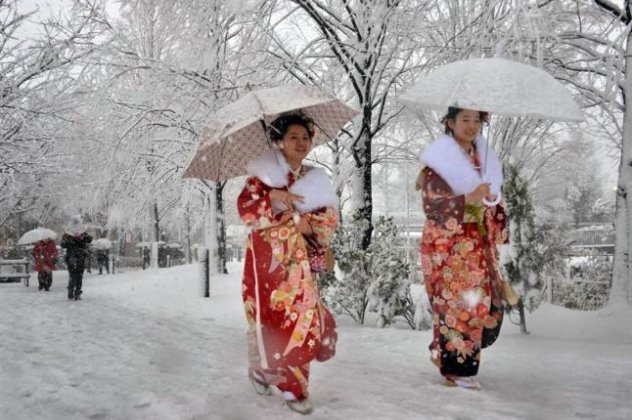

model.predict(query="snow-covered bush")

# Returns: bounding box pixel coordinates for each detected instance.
[412,291,432,330]
[324,216,413,327]
[366,218,411,327]
[553,255,612,310]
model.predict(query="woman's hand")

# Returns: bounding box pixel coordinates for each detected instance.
[295,216,313,235]
[269,189,305,209]
[465,182,491,204]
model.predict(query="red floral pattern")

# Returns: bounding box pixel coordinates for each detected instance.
[420,159,509,378]
[238,172,337,399]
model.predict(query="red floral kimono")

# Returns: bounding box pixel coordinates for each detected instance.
[238,151,338,400]
[419,139,509,378]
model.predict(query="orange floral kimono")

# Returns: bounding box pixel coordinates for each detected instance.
[238,150,338,400]
[419,135,509,378]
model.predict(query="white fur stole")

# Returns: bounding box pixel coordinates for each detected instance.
[418,134,503,196]
[246,149,338,213]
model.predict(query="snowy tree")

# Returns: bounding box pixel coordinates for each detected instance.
[63,0,275,272]
[0,0,103,236]
[590,0,632,306]
[275,0,433,249]
[529,0,631,306]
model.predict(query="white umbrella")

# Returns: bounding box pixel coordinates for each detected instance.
[400,57,584,122]
[92,238,112,250]
[183,85,359,181]
[17,228,57,245]
[135,241,165,248]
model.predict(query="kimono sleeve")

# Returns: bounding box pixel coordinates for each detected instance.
[237,176,288,230]
[420,167,465,226]
[304,207,338,248]
[486,202,510,245]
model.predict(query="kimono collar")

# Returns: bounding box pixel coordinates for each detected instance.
[418,134,504,196]
[247,149,338,213]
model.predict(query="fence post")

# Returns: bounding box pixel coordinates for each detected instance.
[547,276,553,303]
[199,247,209,297]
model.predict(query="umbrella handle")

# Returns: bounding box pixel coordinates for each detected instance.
[482,193,501,207]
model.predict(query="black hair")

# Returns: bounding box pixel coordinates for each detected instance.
[268,113,315,143]
[440,107,489,135]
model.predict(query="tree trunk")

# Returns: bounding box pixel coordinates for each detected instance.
[352,111,374,249]
[332,137,344,223]
[153,202,160,242]
[185,204,192,264]
[215,181,228,274]
[517,298,529,334]
[150,201,160,268]
[204,185,218,297]
[610,23,632,307]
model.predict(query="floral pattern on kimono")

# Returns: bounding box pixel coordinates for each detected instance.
[420,160,509,378]
[238,173,337,399]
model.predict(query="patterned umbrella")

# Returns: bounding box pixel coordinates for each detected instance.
[400,57,584,122]
[183,85,358,181]
[17,228,57,245]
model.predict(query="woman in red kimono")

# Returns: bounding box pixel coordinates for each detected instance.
[32,238,58,291]
[237,113,338,414]
[417,107,509,390]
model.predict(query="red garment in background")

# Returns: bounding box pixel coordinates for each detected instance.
[32,239,58,273]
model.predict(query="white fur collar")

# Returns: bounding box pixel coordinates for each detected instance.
[247,149,338,213]
[419,134,503,196]
[247,149,290,188]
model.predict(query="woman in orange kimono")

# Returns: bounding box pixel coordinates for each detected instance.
[237,113,338,414]
[418,107,509,390]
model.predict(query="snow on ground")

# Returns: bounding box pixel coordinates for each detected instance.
[1,263,631,420]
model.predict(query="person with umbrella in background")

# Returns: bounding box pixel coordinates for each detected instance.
[32,238,58,291]
[237,113,338,414]
[61,215,93,301]
[416,107,508,390]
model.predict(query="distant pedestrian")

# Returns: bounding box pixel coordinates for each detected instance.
[32,238,58,291]
[60,215,93,301]
[141,247,150,270]
[95,249,110,274]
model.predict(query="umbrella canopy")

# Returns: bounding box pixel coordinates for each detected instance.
[183,85,358,181]
[135,241,166,248]
[92,238,112,250]
[400,58,584,122]
[17,228,57,245]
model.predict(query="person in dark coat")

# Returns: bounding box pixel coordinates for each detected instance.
[32,238,58,291]
[60,216,93,301]
[95,249,110,274]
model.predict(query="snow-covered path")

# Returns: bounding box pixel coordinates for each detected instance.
[1,263,630,420]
